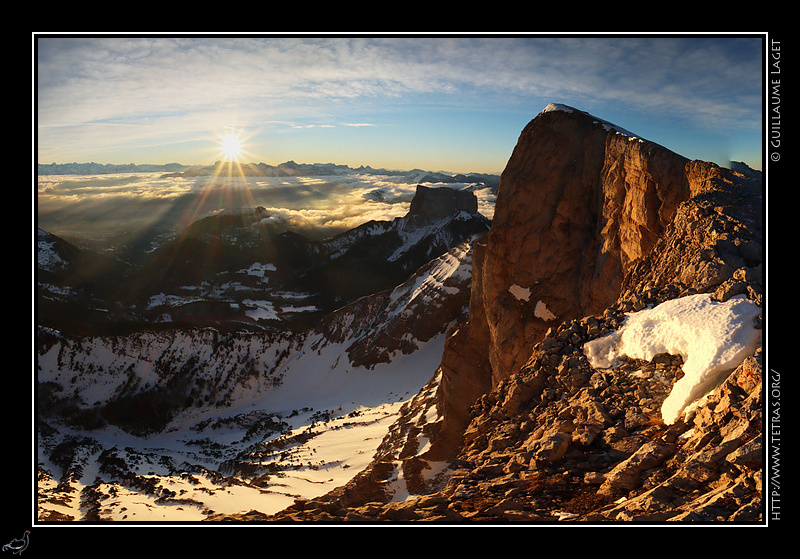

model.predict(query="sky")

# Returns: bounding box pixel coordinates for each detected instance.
[35,33,766,174]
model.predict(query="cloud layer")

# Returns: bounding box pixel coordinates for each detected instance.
[36,35,764,170]
[37,171,497,248]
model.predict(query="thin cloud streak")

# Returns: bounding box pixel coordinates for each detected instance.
[36,35,763,169]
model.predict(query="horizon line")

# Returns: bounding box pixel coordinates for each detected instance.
[36,160,507,176]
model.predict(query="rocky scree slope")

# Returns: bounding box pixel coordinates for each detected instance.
[255,104,764,523]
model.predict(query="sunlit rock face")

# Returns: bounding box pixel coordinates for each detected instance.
[426,104,730,462]
[480,105,701,383]
[219,106,763,522]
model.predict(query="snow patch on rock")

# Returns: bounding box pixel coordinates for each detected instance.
[534,300,557,321]
[582,293,761,424]
[509,284,531,301]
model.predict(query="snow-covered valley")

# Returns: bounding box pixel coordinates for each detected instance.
[38,331,447,521]
[37,229,477,522]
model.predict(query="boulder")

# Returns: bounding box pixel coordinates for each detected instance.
[597,440,675,497]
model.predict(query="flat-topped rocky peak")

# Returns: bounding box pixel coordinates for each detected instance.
[408,185,479,219]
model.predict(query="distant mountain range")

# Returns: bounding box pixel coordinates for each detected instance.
[37,161,192,175]
[36,160,501,188]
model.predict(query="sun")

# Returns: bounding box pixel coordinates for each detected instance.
[219,131,245,162]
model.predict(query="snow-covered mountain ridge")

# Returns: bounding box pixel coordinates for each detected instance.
[37,160,501,188]
[37,232,478,521]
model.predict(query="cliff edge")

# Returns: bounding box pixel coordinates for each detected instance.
[250,104,765,523]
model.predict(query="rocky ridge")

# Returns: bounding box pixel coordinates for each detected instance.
[250,104,765,523]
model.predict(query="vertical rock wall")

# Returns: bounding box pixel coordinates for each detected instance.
[430,105,707,461]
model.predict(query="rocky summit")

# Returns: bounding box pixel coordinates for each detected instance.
[252,104,764,523]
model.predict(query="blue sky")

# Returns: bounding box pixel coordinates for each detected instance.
[35,34,765,173]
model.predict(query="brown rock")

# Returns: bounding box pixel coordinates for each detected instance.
[525,431,572,465]
[597,440,675,497]
[288,106,764,523]
[479,106,697,385]
[424,105,704,466]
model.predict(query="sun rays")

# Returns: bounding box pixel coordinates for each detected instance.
[211,127,258,182]
[219,131,245,163]
[212,126,264,176]
[176,127,264,230]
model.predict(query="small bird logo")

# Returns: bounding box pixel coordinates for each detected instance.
[2,531,29,555]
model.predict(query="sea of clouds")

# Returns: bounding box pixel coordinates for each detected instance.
[36,172,496,251]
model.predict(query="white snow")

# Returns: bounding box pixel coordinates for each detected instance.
[582,293,761,424]
[508,284,556,322]
[541,103,574,115]
[395,241,472,307]
[242,298,279,320]
[37,228,67,270]
[388,213,469,262]
[534,300,557,321]
[509,284,531,301]
[37,331,447,521]
[36,242,467,522]
[239,261,277,282]
[541,102,641,140]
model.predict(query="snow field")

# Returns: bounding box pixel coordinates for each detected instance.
[582,293,762,424]
[38,325,448,521]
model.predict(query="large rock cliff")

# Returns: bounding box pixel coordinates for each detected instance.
[471,104,709,383]
[431,104,729,462]
[262,104,764,523]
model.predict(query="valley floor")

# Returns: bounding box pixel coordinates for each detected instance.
[37,332,448,522]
